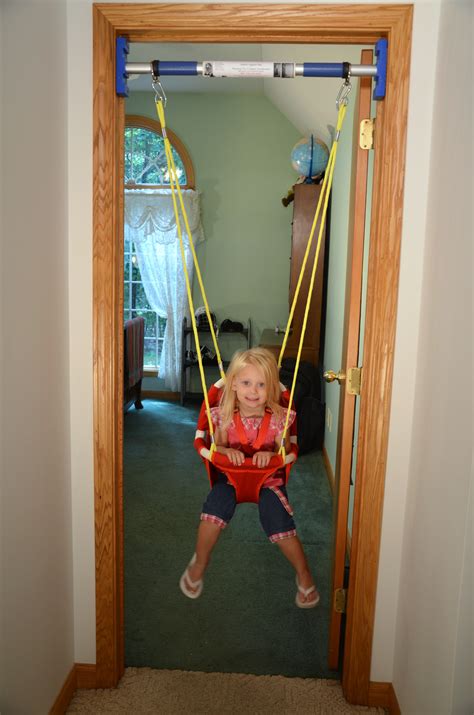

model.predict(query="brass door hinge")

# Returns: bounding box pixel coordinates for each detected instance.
[359,118,375,149]
[334,588,347,614]
[347,367,362,396]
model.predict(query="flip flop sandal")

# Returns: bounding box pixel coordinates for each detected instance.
[179,554,203,600]
[295,576,320,609]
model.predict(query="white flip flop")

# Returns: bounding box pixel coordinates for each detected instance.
[295,576,320,609]
[179,554,203,600]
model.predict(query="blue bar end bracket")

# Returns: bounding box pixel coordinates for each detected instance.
[116,36,130,97]
[373,38,387,100]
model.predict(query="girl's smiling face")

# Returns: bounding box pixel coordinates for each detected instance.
[232,364,268,415]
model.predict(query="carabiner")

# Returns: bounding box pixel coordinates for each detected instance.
[152,75,167,106]
[336,73,352,109]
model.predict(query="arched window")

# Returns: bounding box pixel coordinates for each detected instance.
[124,114,195,189]
[123,115,196,373]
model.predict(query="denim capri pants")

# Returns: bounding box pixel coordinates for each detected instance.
[201,473,297,543]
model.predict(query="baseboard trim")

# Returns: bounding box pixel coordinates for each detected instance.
[49,666,76,715]
[368,682,401,714]
[76,662,97,689]
[141,390,180,401]
[49,663,97,714]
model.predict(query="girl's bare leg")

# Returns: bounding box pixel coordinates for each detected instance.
[184,520,222,594]
[276,535,319,604]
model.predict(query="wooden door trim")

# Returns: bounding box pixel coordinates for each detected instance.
[92,3,413,703]
[328,48,373,671]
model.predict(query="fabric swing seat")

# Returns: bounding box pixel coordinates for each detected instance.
[194,379,299,504]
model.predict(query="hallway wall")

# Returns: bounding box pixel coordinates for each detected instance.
[0,2,74,713]
[391,1,473,712]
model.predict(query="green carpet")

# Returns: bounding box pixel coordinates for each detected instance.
[124,399,338,679]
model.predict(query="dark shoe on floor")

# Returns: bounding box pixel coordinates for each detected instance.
[221,318,244,332]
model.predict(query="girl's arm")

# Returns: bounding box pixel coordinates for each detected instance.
[252,413,293,468]
[214,426,245,466]
[277,429,291,453]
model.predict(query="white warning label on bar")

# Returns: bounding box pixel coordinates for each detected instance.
[202,61,295,78]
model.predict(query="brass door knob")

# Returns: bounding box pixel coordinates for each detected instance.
[324,370,346,384]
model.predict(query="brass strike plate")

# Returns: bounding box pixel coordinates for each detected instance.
[334,588,346,614]
[359,118,375,149]
[347,367,362,396]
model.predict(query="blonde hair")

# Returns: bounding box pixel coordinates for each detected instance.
[219,347,283,428]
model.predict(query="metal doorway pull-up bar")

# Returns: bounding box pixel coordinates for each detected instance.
[116,37,387,100]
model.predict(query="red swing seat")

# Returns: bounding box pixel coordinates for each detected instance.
[193,381,299,503]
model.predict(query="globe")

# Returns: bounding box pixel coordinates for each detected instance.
[291,136,329,178]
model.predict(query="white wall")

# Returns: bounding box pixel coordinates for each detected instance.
[2,0,471,710]
[68,0,443,685]
[370,0,441,680]
[390,2,473,712]
[67,0,96,664]
[0,1,75,713]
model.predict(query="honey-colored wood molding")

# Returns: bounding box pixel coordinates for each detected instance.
[93,3,413,704]
[49,664,97,714]
[342,5,413,704]
[49,666,76,715]
[368,682,401,715]
[76,663,98,689]
[141,390,180,401]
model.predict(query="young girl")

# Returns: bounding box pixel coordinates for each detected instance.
[180,347,319,608]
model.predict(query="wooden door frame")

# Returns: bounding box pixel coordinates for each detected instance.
[92,3,413,705]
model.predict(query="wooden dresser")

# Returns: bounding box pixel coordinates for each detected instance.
[280,182,329,366]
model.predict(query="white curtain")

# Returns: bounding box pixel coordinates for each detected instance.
[124,188,204,391]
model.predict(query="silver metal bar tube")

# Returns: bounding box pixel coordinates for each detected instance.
[125,61,378,78]
[126,63,153,74]
[349,65,377,77]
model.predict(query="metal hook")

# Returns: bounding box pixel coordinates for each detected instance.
[152,75,167,106]
[336,72,352,109]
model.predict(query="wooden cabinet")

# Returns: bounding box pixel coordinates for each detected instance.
[284,183,329,366]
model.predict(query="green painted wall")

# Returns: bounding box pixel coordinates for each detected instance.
[127,92,299,335]
[126,91,300,389]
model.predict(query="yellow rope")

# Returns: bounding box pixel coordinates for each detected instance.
[155,99,217,452]
[154,93,347,458]
[156,100,225,381]
[279,102,347,455]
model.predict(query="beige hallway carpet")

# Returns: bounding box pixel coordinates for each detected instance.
[68,668,387,714]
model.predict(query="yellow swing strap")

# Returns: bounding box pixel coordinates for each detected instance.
[278,101,348,456]
[155,98,220,452]
[155,100,225,380]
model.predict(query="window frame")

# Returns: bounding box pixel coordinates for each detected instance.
[125,114,195,190]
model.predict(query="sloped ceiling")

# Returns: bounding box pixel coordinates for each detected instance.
[128,42,371,146]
